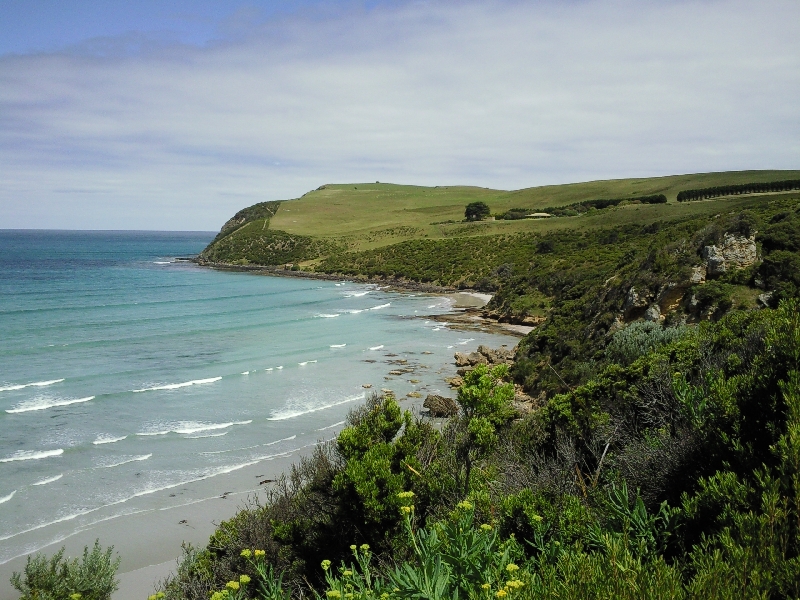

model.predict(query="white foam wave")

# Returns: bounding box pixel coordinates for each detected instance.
[132,377,221,393]
[200,434,297,455]
[0,449,63,463]
[241,371,249,375]
[298,360,317,366]
[276,366,283,369]
[330,344,346,348]
[369,345,384,351]
[93,435,127,445]
[98,454,152,469]
[316,313,340,318]
[458,338,475,345]
[153,261,172,265]
[343,290,371,297]
[187,431,229,438]
[316,420,346,431]
[342,309,364,314]
[0,379,64,393]
[370,303,391,310]
[6,395,94,414]
[0,491,16,504]
[137,420,251,436]
[32,474,63,486]
[265,367,273,371]
[268,394,363,421]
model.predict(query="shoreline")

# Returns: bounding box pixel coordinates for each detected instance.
[0,275,526,600]
[194,260,533,337]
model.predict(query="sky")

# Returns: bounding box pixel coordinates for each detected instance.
[1,0,798,231]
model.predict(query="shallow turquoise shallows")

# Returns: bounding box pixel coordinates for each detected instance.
[0,230,515,564]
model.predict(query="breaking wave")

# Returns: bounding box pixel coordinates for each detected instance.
[0,379,64,393]
[0,449,63,463]
[268,394,363,421]
[132,377,221,393]
[6,395,94,414]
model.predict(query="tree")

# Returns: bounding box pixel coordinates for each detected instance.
[464,202,490,222]
[455,364,515,494]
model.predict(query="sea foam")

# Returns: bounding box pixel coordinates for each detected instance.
[137,420,252,436]
[93,435,126,445]
[132,377,221,392]
[0,491,16,504]
[268,394,363,421]
[6,395,94,414]
[0,379,64,393]
[0,449,63,463]
[32,474,63,486]
[330,344,346,348]
[369,303,391,310]
[369,345,384,351]
[97,455,152,469]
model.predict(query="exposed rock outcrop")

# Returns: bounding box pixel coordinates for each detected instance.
[701,234,758,277]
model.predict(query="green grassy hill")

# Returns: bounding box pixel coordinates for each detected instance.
[200,170,800,262]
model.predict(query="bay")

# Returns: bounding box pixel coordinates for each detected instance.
[0,230,516,566]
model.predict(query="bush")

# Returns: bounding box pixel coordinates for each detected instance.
[606,321,691,365]
[10,541,120,600]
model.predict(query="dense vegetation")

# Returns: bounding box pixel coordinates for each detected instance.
[677,180,800,202]
[501,194,667,220]
[155,300,800,599]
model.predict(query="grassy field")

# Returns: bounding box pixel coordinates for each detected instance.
[263,170,800,250]
[199,170,800,269]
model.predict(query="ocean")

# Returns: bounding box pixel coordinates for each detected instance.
[0,230,516,567]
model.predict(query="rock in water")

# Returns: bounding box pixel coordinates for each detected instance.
[423,394,459,417]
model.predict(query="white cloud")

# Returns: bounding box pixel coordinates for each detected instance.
[1,0,798,230]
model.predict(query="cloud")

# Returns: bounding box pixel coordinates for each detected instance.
[1,0,798,230]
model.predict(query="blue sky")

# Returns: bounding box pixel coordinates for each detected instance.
[1,0,799,230]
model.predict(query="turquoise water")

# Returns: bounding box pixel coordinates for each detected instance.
[0,231,515,565]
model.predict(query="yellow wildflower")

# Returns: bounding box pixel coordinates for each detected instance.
[345,594,354,600]
[69,595,82,600]
[400,505,413,514]
[360,543,370,551]
[496,590,507,598]
[147,596,156,600]
[156,594,165,599]
[226,581,240,591]
[480,524,492,531]
[397,491,415,499]
[239,575,250,585]
[326,591,342,599]
[210,593,225,600]
[240,549,251,558]
[505,563,519,572]
[532,514,543,522]
[254,549,265,557]
[350,544,357,550]
[456,500,473,510]
[321,559,332,571]
[343,570,353,577]
[481,583,491,590]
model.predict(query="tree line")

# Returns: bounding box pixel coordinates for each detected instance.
[502,194,666,219]
[677,179,800,202]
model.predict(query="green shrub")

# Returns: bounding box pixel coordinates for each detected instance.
[606,321,691,365]
[10,541,120,600]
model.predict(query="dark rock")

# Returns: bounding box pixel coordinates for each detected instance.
[423,394,459,417]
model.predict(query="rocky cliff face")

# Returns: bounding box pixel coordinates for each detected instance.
[696,233,758,280]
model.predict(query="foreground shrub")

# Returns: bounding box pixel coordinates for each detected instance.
[10,541,120,600]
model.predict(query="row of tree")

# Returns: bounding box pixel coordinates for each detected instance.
[502,194,667,219]
[677,179,800,202]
